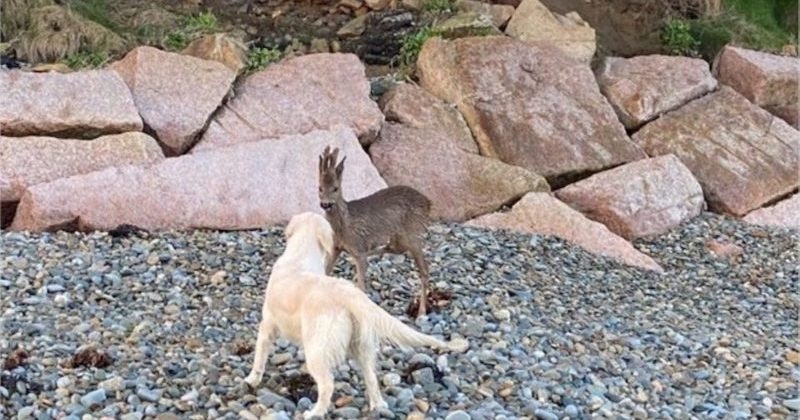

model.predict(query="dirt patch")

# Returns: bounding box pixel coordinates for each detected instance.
[406,287,453,317]
[3,348,29,370]
[68,347,114,369]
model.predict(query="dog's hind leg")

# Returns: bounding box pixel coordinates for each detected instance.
[355,333,387,411]
[244,314,276,388]
[302,312,351,419]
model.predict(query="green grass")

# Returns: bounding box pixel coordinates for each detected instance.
[423,0,453,13]
[661,0,797,59]
[399,26,435,69]
[66,0,118,31]
[62,49,110,69]
[727,0,798,37]
[247,46,281,73]
[163,10,220,51]
[662,19,701,56]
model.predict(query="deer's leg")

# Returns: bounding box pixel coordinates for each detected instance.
[325,247,342,276]
[354,253,369,290]
[396,234,429,317]
[409,245,430,317]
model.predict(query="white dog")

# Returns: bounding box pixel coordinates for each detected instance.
[243,212,468,419]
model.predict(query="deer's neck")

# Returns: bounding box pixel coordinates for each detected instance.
[326,199,350,235]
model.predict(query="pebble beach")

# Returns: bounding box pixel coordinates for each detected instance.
[1,213,798,419]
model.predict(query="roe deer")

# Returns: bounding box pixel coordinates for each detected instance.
[318,146,433,316]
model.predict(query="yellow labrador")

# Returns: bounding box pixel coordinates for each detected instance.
[243,212,468,419]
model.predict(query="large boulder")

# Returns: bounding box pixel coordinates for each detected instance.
[455,0,515,28]
[379,83,477,153]
[433,12,504,38]
[555,154,705,239]
[371,123,549,221]
[111,46,236,156]
[417,36,645,188]
[633,87,799,217]
[0,69,142,138]
[743,194,799,230]
[504,0,596,64]
[0,133,164,203]
[181,33,248,73]
[467,192,663,272]
[192,53,384,152]
[10,128,387,232]
[373,83,548,221]
[596,55,718,129]
[713,45,799,128]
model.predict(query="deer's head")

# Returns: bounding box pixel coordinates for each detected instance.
[318,145,346,212]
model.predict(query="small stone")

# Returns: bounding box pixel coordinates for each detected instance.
[17,406,35,419]
[786,350,800,364]
[136,388,161,403]
[406,412,425,420]
[382,373,402,387]
[237,410,258,420]
[80,389,107,407]
[411,367,435,386]
[534,409,558,420]
[445,410,471,420]
[564,405,579,418]
[332,406,361,419]
[99,376,125,392]
[784,398,800,411]
[271,352,293,365]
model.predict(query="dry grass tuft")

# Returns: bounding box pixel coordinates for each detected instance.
[14,4,126,63]
[0,0,55,41]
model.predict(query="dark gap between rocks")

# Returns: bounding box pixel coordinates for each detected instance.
[1,201,19,229]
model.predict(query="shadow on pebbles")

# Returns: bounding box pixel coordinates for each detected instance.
[0,212,797,419]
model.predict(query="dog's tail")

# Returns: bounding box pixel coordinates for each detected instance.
[341,287,469,353]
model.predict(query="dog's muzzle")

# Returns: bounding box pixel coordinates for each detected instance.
[320,202,334,211]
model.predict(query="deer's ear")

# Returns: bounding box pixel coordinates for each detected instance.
[335,156,346,178]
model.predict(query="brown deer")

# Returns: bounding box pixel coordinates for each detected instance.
[318,146,433,317]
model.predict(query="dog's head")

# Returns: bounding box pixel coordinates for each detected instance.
[284,212,335,258]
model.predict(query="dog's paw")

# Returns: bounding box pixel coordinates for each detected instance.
[369,398,388,411]
[242,373,261,390]
[447,337,469,353]
[302,410,324,420]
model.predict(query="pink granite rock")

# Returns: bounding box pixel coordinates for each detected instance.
[0,69,142,138]
[192,53,384,152]
[714,45,799,128]
[111,46,236,155]
[743,194,799,230]
[466,192,663,272]
[417,36,645,188]
[555,154,705,239]
[633,87,799,217]
[596,55,718,128]
[0,132,164,202]
[11,127,386,232]
[371,123,549,221]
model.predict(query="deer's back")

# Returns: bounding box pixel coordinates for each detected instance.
[346,185,431,239]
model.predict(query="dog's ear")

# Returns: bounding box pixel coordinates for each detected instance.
[285,216,299,240]
[316,219,335,258]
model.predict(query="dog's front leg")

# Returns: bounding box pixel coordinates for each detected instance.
[244,315,276,388]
